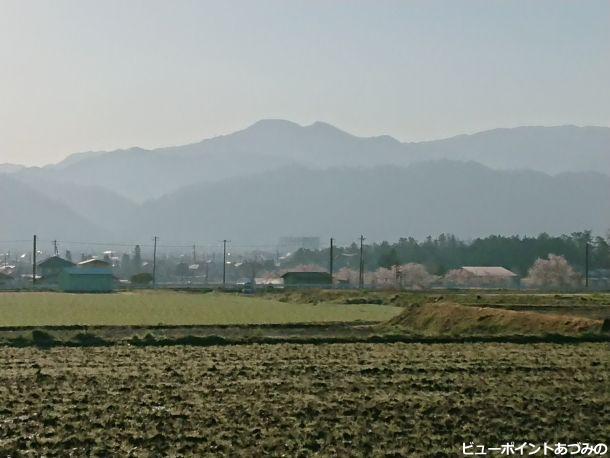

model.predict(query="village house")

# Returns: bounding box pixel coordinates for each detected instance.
[59,267,115,293]
[32,256,116,292]
[37,256,75,284]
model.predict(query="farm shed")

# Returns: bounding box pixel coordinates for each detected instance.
[455,266,518,288]
[59,267,115,293]
[38,256,75,281]
[281,271,332,287]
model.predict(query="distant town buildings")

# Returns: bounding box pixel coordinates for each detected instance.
[0,234,605,291]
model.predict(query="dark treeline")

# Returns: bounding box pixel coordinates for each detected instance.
[285,232,610,275]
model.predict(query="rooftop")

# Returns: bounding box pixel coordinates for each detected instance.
[38,256,75,268]
[78,258,111,268]
[461,266,517,277]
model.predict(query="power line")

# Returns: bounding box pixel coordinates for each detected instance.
[35,238,257,249]
[4,235,370,255]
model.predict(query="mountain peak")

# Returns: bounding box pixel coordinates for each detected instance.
[307,121,338,130]
[246,119,302,131]
[244,119,354,139]
[305,121,353,137]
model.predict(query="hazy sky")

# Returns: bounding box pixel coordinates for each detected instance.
[1,0,609,166]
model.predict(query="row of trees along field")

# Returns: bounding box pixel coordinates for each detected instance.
[284,232,610,276]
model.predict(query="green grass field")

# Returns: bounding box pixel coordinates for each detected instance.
[0,291,402,326]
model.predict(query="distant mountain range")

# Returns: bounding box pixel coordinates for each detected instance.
[2,121,609,202]
[130,161,610,243]
[0,174,112,242]
[1,120,609,245]
[1,162,609,245]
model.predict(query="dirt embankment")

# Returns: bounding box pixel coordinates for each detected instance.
[386,301,605,336]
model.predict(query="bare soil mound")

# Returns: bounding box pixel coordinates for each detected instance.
[386,302,604,336]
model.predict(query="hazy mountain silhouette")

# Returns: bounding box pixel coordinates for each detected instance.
[2,121,608,243]
[128,161,610,243]
[8,120,608,202]
[413,125,610,174]
[12,175,139,235]
[0,175,112,242]
[3,160,608,243]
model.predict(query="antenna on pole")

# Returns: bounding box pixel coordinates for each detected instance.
[53,239,59,256]
[152,236,158,289]
[359,235,365,289]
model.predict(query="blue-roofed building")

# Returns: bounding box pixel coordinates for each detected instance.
[38,256,75,285]
[59,267,115,293]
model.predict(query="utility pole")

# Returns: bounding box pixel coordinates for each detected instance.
[359,235,365,289]
[222,240,228,287]
[152,236,158,289]
[329,237,334,286]
[192,244,196,264]
[32,235,37,287]
[585,242,589,288]
[53,239,58,256]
